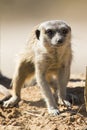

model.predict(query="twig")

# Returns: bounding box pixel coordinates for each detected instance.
[76,104,85,114]
[84,66,87,112]
[23,110,42,117]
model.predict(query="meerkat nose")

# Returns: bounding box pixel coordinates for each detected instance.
[58,38,63,44]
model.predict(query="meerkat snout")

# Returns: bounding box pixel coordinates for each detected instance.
[50,27,71,46]
[57,38,64,44]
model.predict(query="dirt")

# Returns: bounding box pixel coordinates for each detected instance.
[0,74,87,130]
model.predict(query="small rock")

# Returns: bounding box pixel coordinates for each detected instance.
[19,100,24,106]
[70,116,75,122]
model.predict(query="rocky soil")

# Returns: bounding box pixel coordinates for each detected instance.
[0,74,87,130]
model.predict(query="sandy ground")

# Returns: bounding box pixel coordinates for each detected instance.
[0,74,87,130]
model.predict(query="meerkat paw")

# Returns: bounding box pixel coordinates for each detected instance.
[3,96,20,108]
[48,107,60,116]
[58,98,71,107]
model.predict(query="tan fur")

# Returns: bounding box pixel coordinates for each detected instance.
[2,20,72,115]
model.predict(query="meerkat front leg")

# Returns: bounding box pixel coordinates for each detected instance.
[35,63,59,115]
[57,66,71,107]
[3,60,34,107]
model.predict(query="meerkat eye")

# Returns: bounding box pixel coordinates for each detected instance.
[61,28,68,35]
[46,29,55,37]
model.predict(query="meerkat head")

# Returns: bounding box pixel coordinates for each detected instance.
[35,20,71,47]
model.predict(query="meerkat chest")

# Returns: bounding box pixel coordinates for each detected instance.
[47,57,63,71]
[44,52,65,71]
[47,50,70,72]
[35,46,69,70]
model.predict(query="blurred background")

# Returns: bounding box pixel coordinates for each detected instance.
[0,0,87,78]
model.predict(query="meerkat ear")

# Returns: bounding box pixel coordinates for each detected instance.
[35,30,40,40]
[68,26,71,31]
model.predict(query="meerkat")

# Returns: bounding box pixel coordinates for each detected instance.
[1,20,72,115]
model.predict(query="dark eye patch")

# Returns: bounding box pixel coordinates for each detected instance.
[59,28,69,35]
[45,29,55,38]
